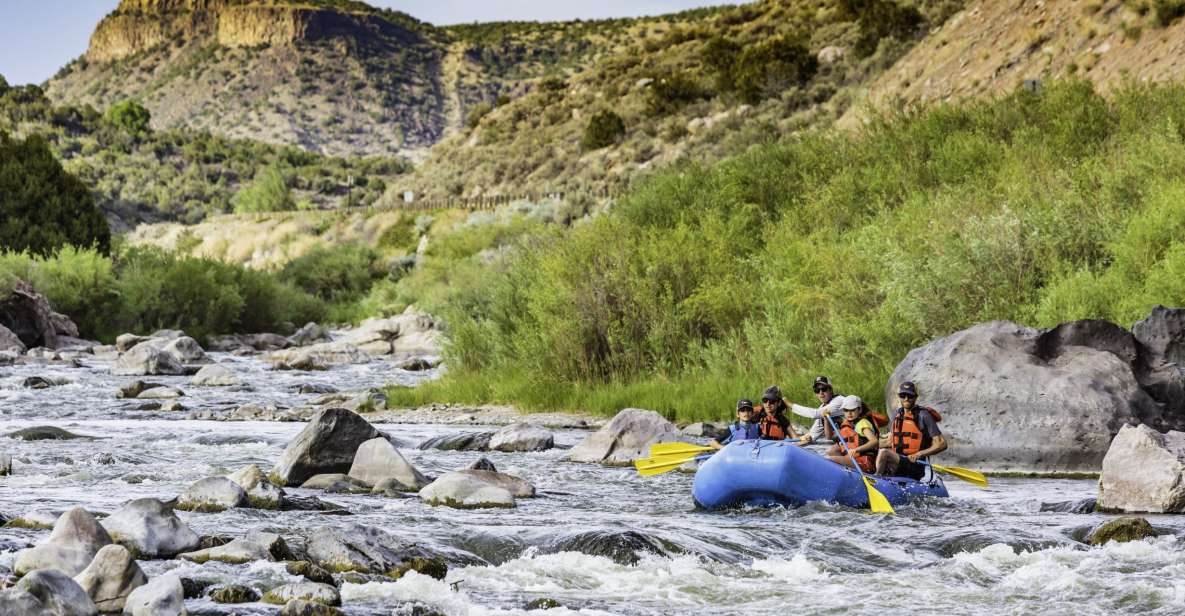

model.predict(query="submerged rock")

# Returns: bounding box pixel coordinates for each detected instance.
[1098,424,1185,513]
[567,408,680,465]
[419,472,517,509]
[191,363,240,387]
[175,477,248,513]
[210,584,259,604]
[5,426,89,441]
[416,432,493,452]
[74,544,147,612]
[179,531,290,564]
[548,530,665,566]
[115,381,163,399]
[136,386,183,400]
[263,582,340,607]
[285,561,335,586]
[271,409,382,486]
[348,437,429,491]
[13,569,98,616]
[488,423,554,452]
[304,524,447,580]
[299,474,370,493]
[15,507,112,576]
[280,599,346,615]
[1086,516,1156,545]
[122,574,185,616]
[101,498,200,558]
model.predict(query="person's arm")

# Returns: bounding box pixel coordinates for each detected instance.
[790,403,820,419]
[822,416,835,440]
[856,425,879,455]
[908,412,947,461]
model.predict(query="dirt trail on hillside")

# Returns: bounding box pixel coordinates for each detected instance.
[440,41,468,138]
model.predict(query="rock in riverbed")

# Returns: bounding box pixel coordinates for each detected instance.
[271,409,382,486]
[100,498,199,558]
[5,426,89,441]
[1086,516,1157,545]
[568,408,681,465]
[1098,423,1185,513]
[1,453,11,476]
[348,437,429,491]
[74,544,147,612]
[419,471,525,509]
[280,599,346,615]
[300,474,370,493]
[15,507,112,576]
[227,464,285,509]
[112,343,185,376]
[191,363,240,386]
[263,582,340,607]
[122,574,185,616]
[417,431,493,451]
[304,524,447,580]
[488,423,554,452]
[136,386,183,400]
[175,477,248,512]
[9,569,98,615]
[179,531,290,564]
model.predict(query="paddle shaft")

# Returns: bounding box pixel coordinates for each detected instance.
[824,413,894,513]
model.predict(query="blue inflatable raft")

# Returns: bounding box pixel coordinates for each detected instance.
[691,439,948,510]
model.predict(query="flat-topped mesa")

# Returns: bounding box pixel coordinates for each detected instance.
[87,0,384,62]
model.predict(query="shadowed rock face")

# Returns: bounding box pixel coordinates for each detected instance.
[271,408,381,486]
[0,282,59,350]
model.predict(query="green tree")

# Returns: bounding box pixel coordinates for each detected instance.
[105,100,152,134]
[701,36,742,93]
[733,37,818,104]
[232,165,295,213]
[581,110,626,151]
[0,132,111,256]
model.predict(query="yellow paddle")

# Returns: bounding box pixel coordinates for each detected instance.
[646,442,715,457]
[824,413,894,514]
[929,463,988,487]
[633,453,712,476]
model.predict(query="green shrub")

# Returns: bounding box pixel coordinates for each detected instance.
[1152,0,1185,25]
[232,164,294,213]
[581,110,626,151]
[0,132,111,256]
[701,36,742,93]
[104,100,151,134]
[732,37,818,104]
[279,243,383,303]
[466,101,494,129]
[839,0,924,56]
[644,71,705,116]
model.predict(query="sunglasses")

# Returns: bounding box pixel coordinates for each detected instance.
[813,387,830,394]
[737,408,753,413]
[898,393,917,400]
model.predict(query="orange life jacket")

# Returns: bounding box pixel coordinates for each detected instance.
[839,417,877,472]
[891,406,942,456]
[756,404,789,440]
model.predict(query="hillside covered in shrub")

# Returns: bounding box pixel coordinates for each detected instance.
[390,80,1185,420]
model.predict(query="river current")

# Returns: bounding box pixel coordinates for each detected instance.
[1,354,1183,615]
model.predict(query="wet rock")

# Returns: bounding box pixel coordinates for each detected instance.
[115,334,150,353]
[419,472,517,509]
[525,597,562,610]
[0,281,59,350]
[15,507,112,576]
[681,422,729,440]
[270,408,382,486]
[179,531,290,564]
[100,498,199,558]
[488,423,554,452]
[13,569,97,615]
[348,437,429,491]
[299,474,370,493]
[1040,498,1098,514]
[122,574,185,616]
[456,469,534,497]
[159,336,206,364]
[0,349,19,364]
[115,381,163,399]
[1132,306,1185,418]
[91,345,119,360]
[21,376,59,389]
[289,323,331,347]
[112,343,185,376]
[416,432,493,452]
[0,453,11,476]
[1086,516,1156,545]
[0,587,50,615]
[268,342,369,369]
[280,495,348,513]
[263,582,340,606]
[889,320,1161,472]
[305,524,447,580]
[159,401,185,412]
[281,599,346,615]
[548,530,664,566]
[5,426,88,441]
[149,329,185,341]
[178,576,211,599]
[207,334,250,353]
[467,457,497,472]
[246,332,292,351]
[1098,424,1185,513]
[272,354,329,371]
[74,544,147,612]
[567,409,680,465]
[191,364,240,387]
[227,464,285,509]
[285,561,335,586]
[296,384,337,395]
[0,323,26,353]
[175,477,248,513]
[394,357,439,371]
[6,509,59,529]
[210,584,258,604]
[136,386,183,400]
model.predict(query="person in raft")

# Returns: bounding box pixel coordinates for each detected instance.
[790,376,846,445]
[822,395,879,472]
[709,399,762,449]
[754,385,800,441]
[877,381,947,480]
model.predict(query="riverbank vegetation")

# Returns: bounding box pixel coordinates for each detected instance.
[388,80,1185,421]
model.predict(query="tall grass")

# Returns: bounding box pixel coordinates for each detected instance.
[395,80,1185,422]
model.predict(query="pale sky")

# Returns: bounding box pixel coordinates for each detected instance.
[0,0,736,86]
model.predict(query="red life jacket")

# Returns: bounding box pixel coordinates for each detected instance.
[755,404,789,440]
[839,417,877,472]
[891,406,942,456]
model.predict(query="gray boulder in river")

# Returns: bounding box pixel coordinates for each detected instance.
[121,574,185,616]
[348,437,429,491]
[178,531,290,564]
[15,507,113,576]
[0,322,25,353]
[419,471,526,509]
[304,524,447,580]
[175,477,248,512]
[227,464,285,509]
[1097,424,1185,513]
[488,423,555,452]
[73,544,147,612]
[567,408,681,465]
[262,582,341,607]
[191,363,240,387]
[271,408,382,486]
[888,315,1185,473]
[0,281,61,350]
[8,569,98,615]
[111,342,185,376]
[100,498,200,558]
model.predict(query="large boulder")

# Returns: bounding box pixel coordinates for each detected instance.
[338,307,443,359]
[1132,306,1185,428]
[288,322,331,347]
[0,323,26,353]
[175,477,248,512]
[178,531,289,564]
[888,320,1160,473]
[15,507,112,576]
[567,408,681,465]
[122,574,185,616]
[270,409,382,486]
[160,337,207,363]
[0,281,59,350]
[488,423,554,452]
[100,499,200,558]
[347,437,429,491]
[1085,516,1157,545]
[419,472,517,509]
[191,363,240,387]
[112,342,185,376]
[13,569,98,616]
[304,524,446,580]
[226,464,285,509]
[1097,424,1185,513]
[74,544,147,612]
[417,432,493,452]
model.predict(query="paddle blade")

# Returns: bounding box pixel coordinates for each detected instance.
[634,454,699,477]
[932,464,988,487]
[863,476,896,514]
[647,442,715,457]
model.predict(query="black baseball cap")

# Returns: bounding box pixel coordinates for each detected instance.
[736,399,754,411]
[898,381,918,397]
[813,376,832,392]
[762,386,782,402]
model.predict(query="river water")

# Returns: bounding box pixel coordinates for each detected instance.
[1,354,1184,615]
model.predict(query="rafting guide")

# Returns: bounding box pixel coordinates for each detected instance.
[878,381,947,480]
